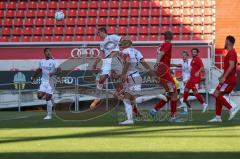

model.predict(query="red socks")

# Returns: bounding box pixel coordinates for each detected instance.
[195,93,205,104]
[154,100,167,111]
[170,100,177,117]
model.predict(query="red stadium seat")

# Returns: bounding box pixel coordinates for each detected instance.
[193,34,203,40]
[28,1,37,9]
[162,0,171,8]
[63,36,73,41]
[160,26,170,33]
[35,18,44,27]
[182,17,192,25]
[193,25,202,34]
[139,26,148,34]
[98,18,107,26]
[66,18,76,26]
[194,0,202,8]
[204,25,213,33]
[173,0,181,8]
[109,9,118,17]
[162,8,171,16]
[119,17,128,25]
[6,10,14,18]
[75,27,85,35]
[141,0,150,8]
[75,35,84,41]
[151,17,159,25]
[108,26,117,34]
[24,18,34,27]
[89,1,98,9]
[45,18,55,26]
[87,18,96,26]
[0,1,5,9]
[79,1,88,9]
[47,10,55,17]
[110,0,119,8]
[37,10,46,18]
[108,17,117,25]
[26,10,36,18]
[129,35,137,41]
[11,36,20,42]
[172,8,181,17]
[204,8,213,16]
[194,8,202,16]
[182,25,192,34]
[172,17,181,25]
[2,28,11,36]
[172,26,180,33]
[15,10,25,18]
[161,17,170,25]
[48,1,57,9]
[33,27,42,35]
[69,1,78,9]
[120,0,129,8]
[99,9,108,17]
[128,26,138,35]
[44,27,53,35]
[149,35,158,41]
[118,26,127,34]
[42,36,51,42]
[182,34,191,40]
[139,35,148,41]
[18,1,27,10]
[204,0,213,7]
[56,20,65,26]
[204,34,213,40]
[119,9,128,17]
[65,27,74,35]
[55,27,64,35]
[173,35,180,40]
[7,1,16,10]
[193,16,202,24]
[151,8,160,16]
[0,36,9,42]
[88,9,97,17]
[14,19,23,27]
[141,9,150,17]
[38,1,47,9]
[150,26,158,34]
[129,17,138,25]
[0,10,3,18]
[151,1,161,8]
[140,17,149,25]
[131,0,139,8]
[130,9,138,17]
[12,28,21,36]
[22,36,31,42]
[52,36,62,42]
[59,1,68,9]
[78,9,87,17]
[3,19,13,27]
[23,28,32,35]
[86,27,95,35]
[68,9,77,18]
[85,35,95,41]
[76,18,85,26]
[204,16,213,24]
[183,8,192,16]
[100,0,109,8]
[32,36,41,42]
[183,0,192,8]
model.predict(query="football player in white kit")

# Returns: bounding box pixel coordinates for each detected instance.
[119,40,166,125]
[31,48,60,120]
[91,27,126,108]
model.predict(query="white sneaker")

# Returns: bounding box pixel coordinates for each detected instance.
[43,115,52,120]
[178,103,187,109]
[208,117,222,122]
[202,103,208,113]
[229,106,240,120]
[119,119,134,125]
[157,94,167,102]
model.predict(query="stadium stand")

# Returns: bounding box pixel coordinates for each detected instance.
[0,0,215,42]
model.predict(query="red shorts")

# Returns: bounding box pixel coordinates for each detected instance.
[159,71,176,93]
[185,77,201,91]
[215,83,235,94]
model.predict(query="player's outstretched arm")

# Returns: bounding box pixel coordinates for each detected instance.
[140,59,157,78]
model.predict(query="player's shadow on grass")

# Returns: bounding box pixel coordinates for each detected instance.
[0,152,239,159]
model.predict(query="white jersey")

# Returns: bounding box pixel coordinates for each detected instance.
[182,59,191,82]
[100,34,121,57]
[122,48,144,76]
[39,59,58,83]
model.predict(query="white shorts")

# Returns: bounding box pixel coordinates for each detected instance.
[101,58,112,75]
[38,82,55,95]
[101,57,123,76]
[124,72,142,95]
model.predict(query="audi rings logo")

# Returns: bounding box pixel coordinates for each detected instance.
[71,48,100,58]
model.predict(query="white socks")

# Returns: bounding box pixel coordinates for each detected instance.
[123,99,133,120]
[46,100,53,116]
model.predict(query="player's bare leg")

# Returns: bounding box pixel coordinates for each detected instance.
[44,94,53,120]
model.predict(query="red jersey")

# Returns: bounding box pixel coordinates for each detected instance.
[190,56,204,79]
[224,49,238,84]
[158,41,172,67]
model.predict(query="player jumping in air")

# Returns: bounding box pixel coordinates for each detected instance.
[31,48,60,120]
[208,35,239,122]
[183,48,208,113]
[118,40,164,125]
[90,27,125,109]
[149,31,182,122]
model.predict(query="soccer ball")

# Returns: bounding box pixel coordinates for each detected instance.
[55,11,64,21]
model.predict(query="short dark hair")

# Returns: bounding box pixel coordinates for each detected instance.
[182,50,189,56]
[191,48,199,53]
[44,48,50,53]
[164,31,173,41]
[98,27,107,33]
[226,35,235,45]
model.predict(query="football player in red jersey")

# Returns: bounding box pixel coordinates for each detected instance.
[183,48,208,113]
[149,31,182,122]
[209,35,239,122]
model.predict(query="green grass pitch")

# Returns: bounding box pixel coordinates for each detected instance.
[0,110,239,159]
